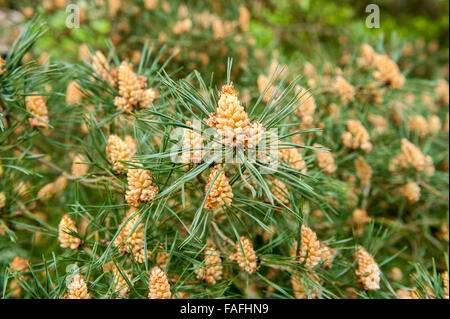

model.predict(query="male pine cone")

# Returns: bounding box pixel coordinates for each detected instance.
[148,267,171,299]
[65,274,90,299]
[195,246,223,285]
[204,166,233,210]
[58,214,80,250]
[126,168,159,206]
[229,236,258,274]
[355,246,381,291]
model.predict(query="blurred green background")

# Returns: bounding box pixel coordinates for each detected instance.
[1,0,448,60]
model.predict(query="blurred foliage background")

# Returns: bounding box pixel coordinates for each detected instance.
[1,0,449,73]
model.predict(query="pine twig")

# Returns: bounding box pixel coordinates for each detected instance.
[211,220,234,246]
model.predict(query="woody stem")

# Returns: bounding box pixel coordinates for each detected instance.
[211,220,234,246]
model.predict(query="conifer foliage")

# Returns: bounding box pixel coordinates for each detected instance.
[0,1,448,299]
